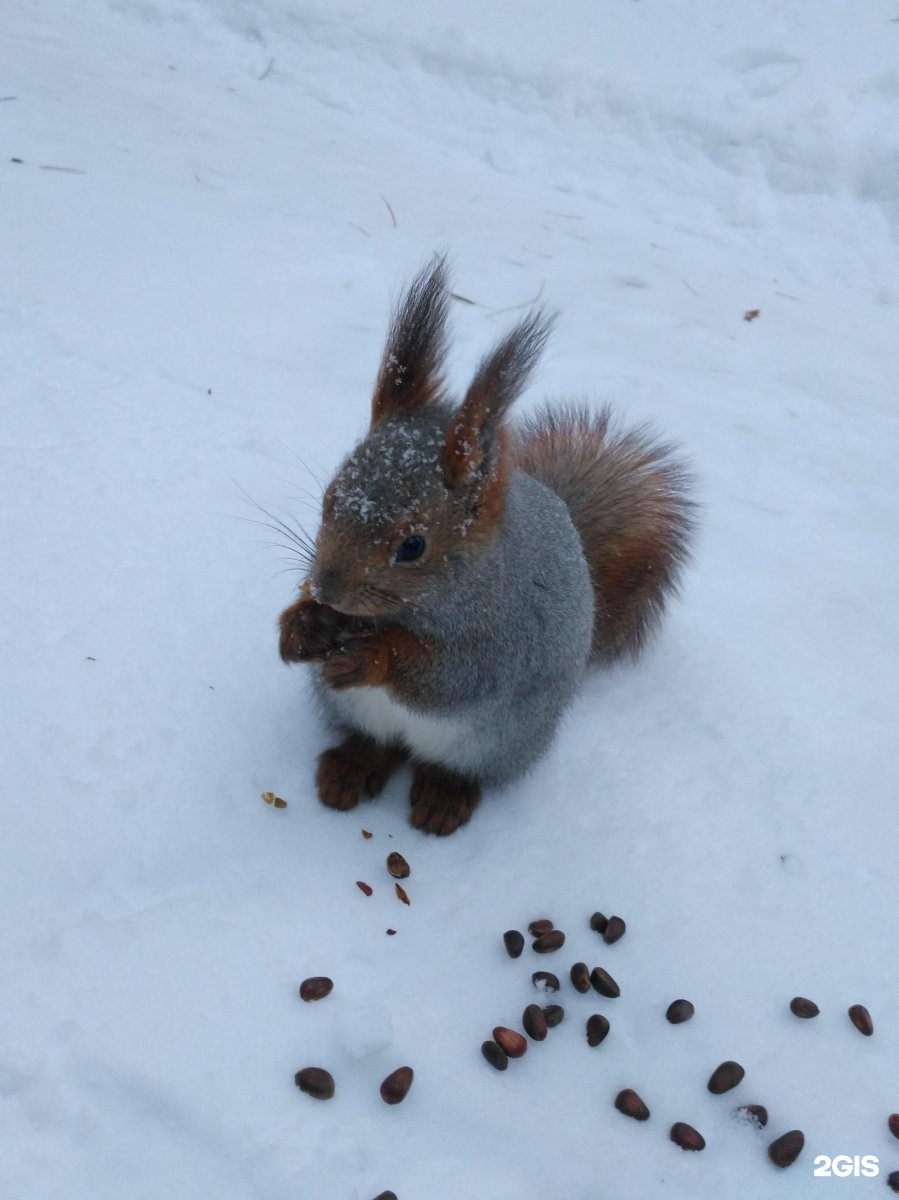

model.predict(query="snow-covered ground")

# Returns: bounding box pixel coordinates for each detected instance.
[3,2,898,1196]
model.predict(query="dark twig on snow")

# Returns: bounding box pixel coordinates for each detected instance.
[380,194,398,227]
[487,280,545,317]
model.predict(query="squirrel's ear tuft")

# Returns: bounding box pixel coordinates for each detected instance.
[442,309,553,487]
[371,255,450,428]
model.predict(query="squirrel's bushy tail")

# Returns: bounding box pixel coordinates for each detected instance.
[513,403,696,663]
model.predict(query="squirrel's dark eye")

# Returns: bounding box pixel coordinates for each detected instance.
[395,535,426,563]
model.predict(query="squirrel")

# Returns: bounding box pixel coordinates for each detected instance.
[278,256,696,835]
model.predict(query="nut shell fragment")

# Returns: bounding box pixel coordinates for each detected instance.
[261,791,287,808]
[532,971,560,992]
[386,852,410,879]
[736,1104,768,1128]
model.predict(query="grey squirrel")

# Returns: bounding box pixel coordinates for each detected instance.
[279,257,695,835]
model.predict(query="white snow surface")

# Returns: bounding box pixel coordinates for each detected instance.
[3,2,899,1197]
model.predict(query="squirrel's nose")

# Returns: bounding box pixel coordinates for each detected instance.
[313,565,345,607]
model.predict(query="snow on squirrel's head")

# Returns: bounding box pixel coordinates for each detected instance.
[310,256,551,618]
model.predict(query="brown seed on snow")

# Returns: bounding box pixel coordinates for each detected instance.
[379,1065,414,1105]
[586,1014,610,1047]
[528,918,554,937]
[589,912,608,934]
[570,962,591,993]
[615,1088,650,1121]
[666,999,694,1024]
[707,1060,745,1094]
[736,1104,768,1128]
[532,929,565,953]
[299,976,333,1002]
[542,1004,565,1027]
[532,971,560,992]
[848,1004,873,1036]
[603,916,626,944]
[361,829,373,839]
[767,1129,805,1168]
[481,1040,508,1071]
[523,1004,548,1041]
[590,967,620,998]
[888,1113,899,1140]
[670,1122,705,1151]
[493,1026,527,1058]
[356,880,373,896]
[372,1192,398,1200]
[394,883,410,905]
[888,1170,899,1194]
[386,851,410,879]
[503,930,525,959]
[789,996,819,1018]
[295,1067,335,1100]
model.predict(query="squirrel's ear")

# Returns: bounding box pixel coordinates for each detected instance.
[370,255,450,428]
[442,309,552,486]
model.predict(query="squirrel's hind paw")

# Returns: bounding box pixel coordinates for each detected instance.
[409,763,481,836]
[316,734,407,811]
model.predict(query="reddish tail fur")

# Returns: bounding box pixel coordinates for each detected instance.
[513,404,696,662]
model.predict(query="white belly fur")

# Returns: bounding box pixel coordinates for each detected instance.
[330,686,471,765]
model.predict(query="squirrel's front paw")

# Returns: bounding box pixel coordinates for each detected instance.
[320,634,384,690]
[278,597,359,663]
